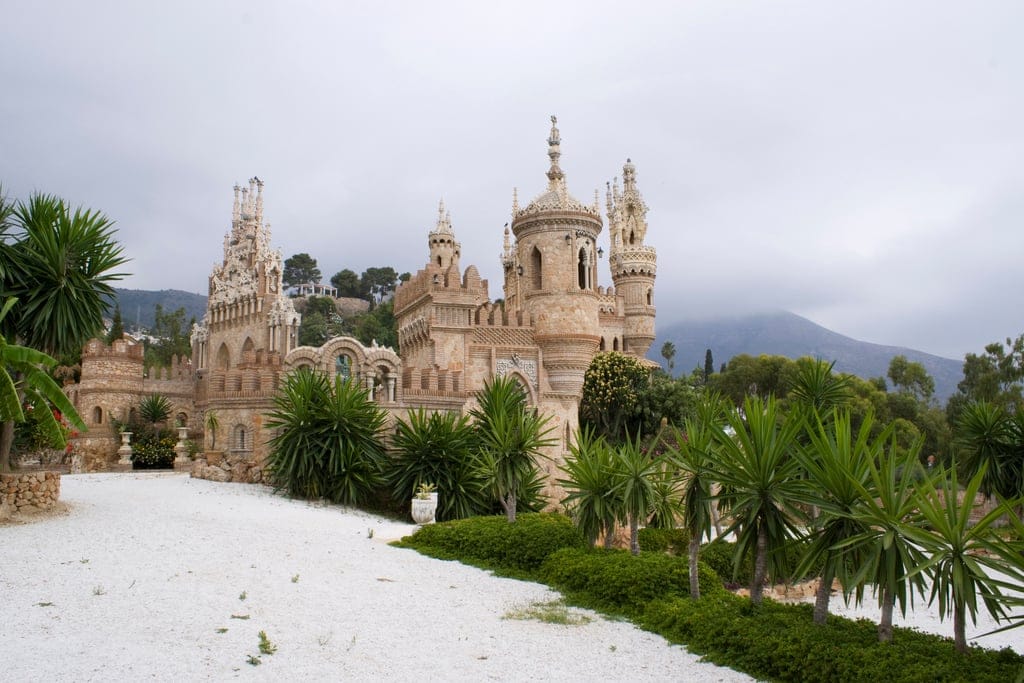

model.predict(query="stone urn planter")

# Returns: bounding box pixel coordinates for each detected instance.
[411,491,438,525]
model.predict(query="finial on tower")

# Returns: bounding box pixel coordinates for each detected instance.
[434,198,453,235]
[546,115,564,186]
[512,187,519,214]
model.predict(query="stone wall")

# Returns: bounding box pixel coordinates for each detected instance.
[190,450,264,484]
[0,471,60,516]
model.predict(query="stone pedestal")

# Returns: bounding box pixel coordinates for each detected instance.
[174,427,190,468]
[117,432,133,465]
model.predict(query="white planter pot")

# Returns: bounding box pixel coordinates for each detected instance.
[411,492,438,524]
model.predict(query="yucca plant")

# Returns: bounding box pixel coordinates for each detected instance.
[471,376,555,523]
[705,395,806,605]
[841,439,929,643]
[559,426,620,548]
[264,368,387,505]
[792,410,886,624]
[388,407,488,521]
[904,463,1024,653]
[138,394,173,426]
[666,419,718,599]
[612,430,674,556]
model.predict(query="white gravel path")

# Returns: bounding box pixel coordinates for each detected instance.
[2,472,751,682]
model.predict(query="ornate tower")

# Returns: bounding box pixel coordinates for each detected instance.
[191,178,301,372]
[505,116,603,396]
[607,159,657,358]
[427,199,460,270]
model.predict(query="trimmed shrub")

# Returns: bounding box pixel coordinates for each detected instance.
[642,596,1023,683]
[540,547,724,614]
[395,512,586,572]
[637,527,689,554]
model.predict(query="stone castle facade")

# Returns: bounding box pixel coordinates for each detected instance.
[67,118,657,485]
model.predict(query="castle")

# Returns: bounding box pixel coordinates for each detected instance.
[67,117,657,486]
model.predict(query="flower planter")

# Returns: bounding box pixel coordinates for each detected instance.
[411,492,438,524]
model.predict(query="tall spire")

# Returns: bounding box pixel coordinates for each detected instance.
[434,198,453,235]
[545,115,564,188]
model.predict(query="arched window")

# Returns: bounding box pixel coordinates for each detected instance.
[646,288,653,305]
[234,424,248,451]
[176,412,188,428]
[577,247,588,289]
[336,354,352,380]
[599,337,606,351]
[216,343,230,370]
[530,247,542,290]
[613,337,619,351]
[92,406,103,424]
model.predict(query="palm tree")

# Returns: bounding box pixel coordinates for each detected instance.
[559,426,620,547]
[842,439,929,643]
[955,401,1022,502]
[138,394,173,427]
[793,410,885,624]
[0,192,128,470]
[904,463,1024,653]
[0,298,86,471]
[660,341,676,374]
[471,376,555,522]
[667,420,718,599]
[705,395,805,605]
[612,431,674,555]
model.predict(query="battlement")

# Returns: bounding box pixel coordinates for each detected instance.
[394,263,489,312]
[82,337,145,360]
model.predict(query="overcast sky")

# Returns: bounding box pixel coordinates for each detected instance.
[2,1,1021,360]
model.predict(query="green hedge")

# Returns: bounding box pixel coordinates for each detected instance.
[637,527,690,554]
[540,547,724,614]
[394,512,586,572]
[642,594,1023,683]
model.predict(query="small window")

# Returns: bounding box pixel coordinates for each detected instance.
[336,354,351,380]
[92,406,103,424]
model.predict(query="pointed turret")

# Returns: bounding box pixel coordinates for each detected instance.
[428,198,460,270]
[607,159,657,358]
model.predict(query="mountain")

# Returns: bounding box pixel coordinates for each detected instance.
[654,311,964,402]
[110,288,208,331]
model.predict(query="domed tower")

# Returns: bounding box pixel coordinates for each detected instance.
[607,159,657,358]
[427,199,460,270]
[505,116,603,396]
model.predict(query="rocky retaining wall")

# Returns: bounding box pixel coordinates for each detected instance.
[190,451,263,484]
[1,471,60,516]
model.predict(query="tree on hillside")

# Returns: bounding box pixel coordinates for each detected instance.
[361,266,400,303]
[0,192,128,470]
[330,268,361,297]
[105,304,125,343]
[145,305,194,368]
[948,334,1024,424]
[283,253,321,288]
[660,341,676,373]
[887,355,935,403]
[703,348,714,384]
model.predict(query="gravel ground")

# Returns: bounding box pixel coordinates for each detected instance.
[2,472,752,682]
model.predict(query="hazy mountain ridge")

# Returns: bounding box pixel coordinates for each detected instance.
[110,288,208,330]
[654,311,963,402]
